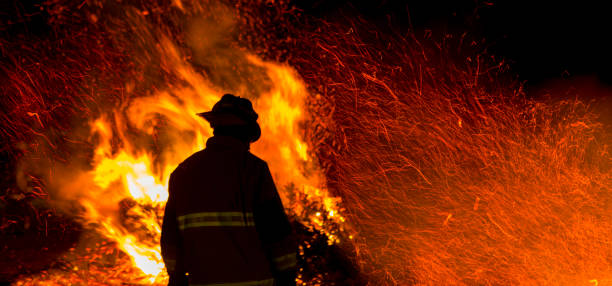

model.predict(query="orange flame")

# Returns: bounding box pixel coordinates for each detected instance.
[16,28,343,286]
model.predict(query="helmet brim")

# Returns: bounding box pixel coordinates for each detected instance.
[197,111,248,126]
[197,111,261,143]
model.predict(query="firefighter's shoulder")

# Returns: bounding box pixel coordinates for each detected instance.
[170,149,207,177]
[180,149,210,167]
[247,152,266,165]
[245,152,273,173]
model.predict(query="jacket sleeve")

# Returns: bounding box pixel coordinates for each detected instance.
[161,171,187,285]
[254,162,298,283]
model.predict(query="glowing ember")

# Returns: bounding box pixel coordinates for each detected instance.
[291,18,612,284]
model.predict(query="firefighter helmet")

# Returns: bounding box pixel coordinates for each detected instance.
[197,94,261,142]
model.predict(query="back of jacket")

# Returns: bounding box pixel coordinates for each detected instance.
[161,136,296,285]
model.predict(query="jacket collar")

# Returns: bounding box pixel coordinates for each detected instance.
[206,135,250,151]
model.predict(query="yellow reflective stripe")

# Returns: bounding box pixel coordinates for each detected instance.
[165,259,176,272]
[178,212,255,230]
[181,221,255,228]
[272,252,297,271]
[190,278,274,286]
[178,212,253,222]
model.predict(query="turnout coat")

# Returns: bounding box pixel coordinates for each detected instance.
[161,135,297,286]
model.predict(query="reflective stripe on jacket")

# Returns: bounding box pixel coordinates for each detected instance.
[161,136,297,285]
[178,212,255,229]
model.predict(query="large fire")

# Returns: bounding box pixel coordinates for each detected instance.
[51,51,339,284]
[8,2,344,285]
[2,0,611,285]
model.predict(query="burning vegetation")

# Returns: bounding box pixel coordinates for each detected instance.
[1,0,611,285]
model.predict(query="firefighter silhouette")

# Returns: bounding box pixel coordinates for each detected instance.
[161,94,297,286]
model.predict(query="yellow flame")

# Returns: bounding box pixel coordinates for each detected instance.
[14,6,345,281]
[34,40,346,283]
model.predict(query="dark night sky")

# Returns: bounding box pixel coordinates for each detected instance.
[2,0,612,88]
[296,0,612,88]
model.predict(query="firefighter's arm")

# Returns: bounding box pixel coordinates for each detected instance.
[161,171,188,286]
[255,163,297,285]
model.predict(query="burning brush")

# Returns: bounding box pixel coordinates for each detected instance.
[3,1,346,284]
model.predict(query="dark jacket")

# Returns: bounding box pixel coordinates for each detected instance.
[161,136,297,286]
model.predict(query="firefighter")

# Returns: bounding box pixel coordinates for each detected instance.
[161,94,297,286]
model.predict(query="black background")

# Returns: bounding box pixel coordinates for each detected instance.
[295,0,612,88]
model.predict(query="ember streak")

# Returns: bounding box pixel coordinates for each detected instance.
[1,1,611,285]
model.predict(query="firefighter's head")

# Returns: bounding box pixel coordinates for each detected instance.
[197,94,261,143]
